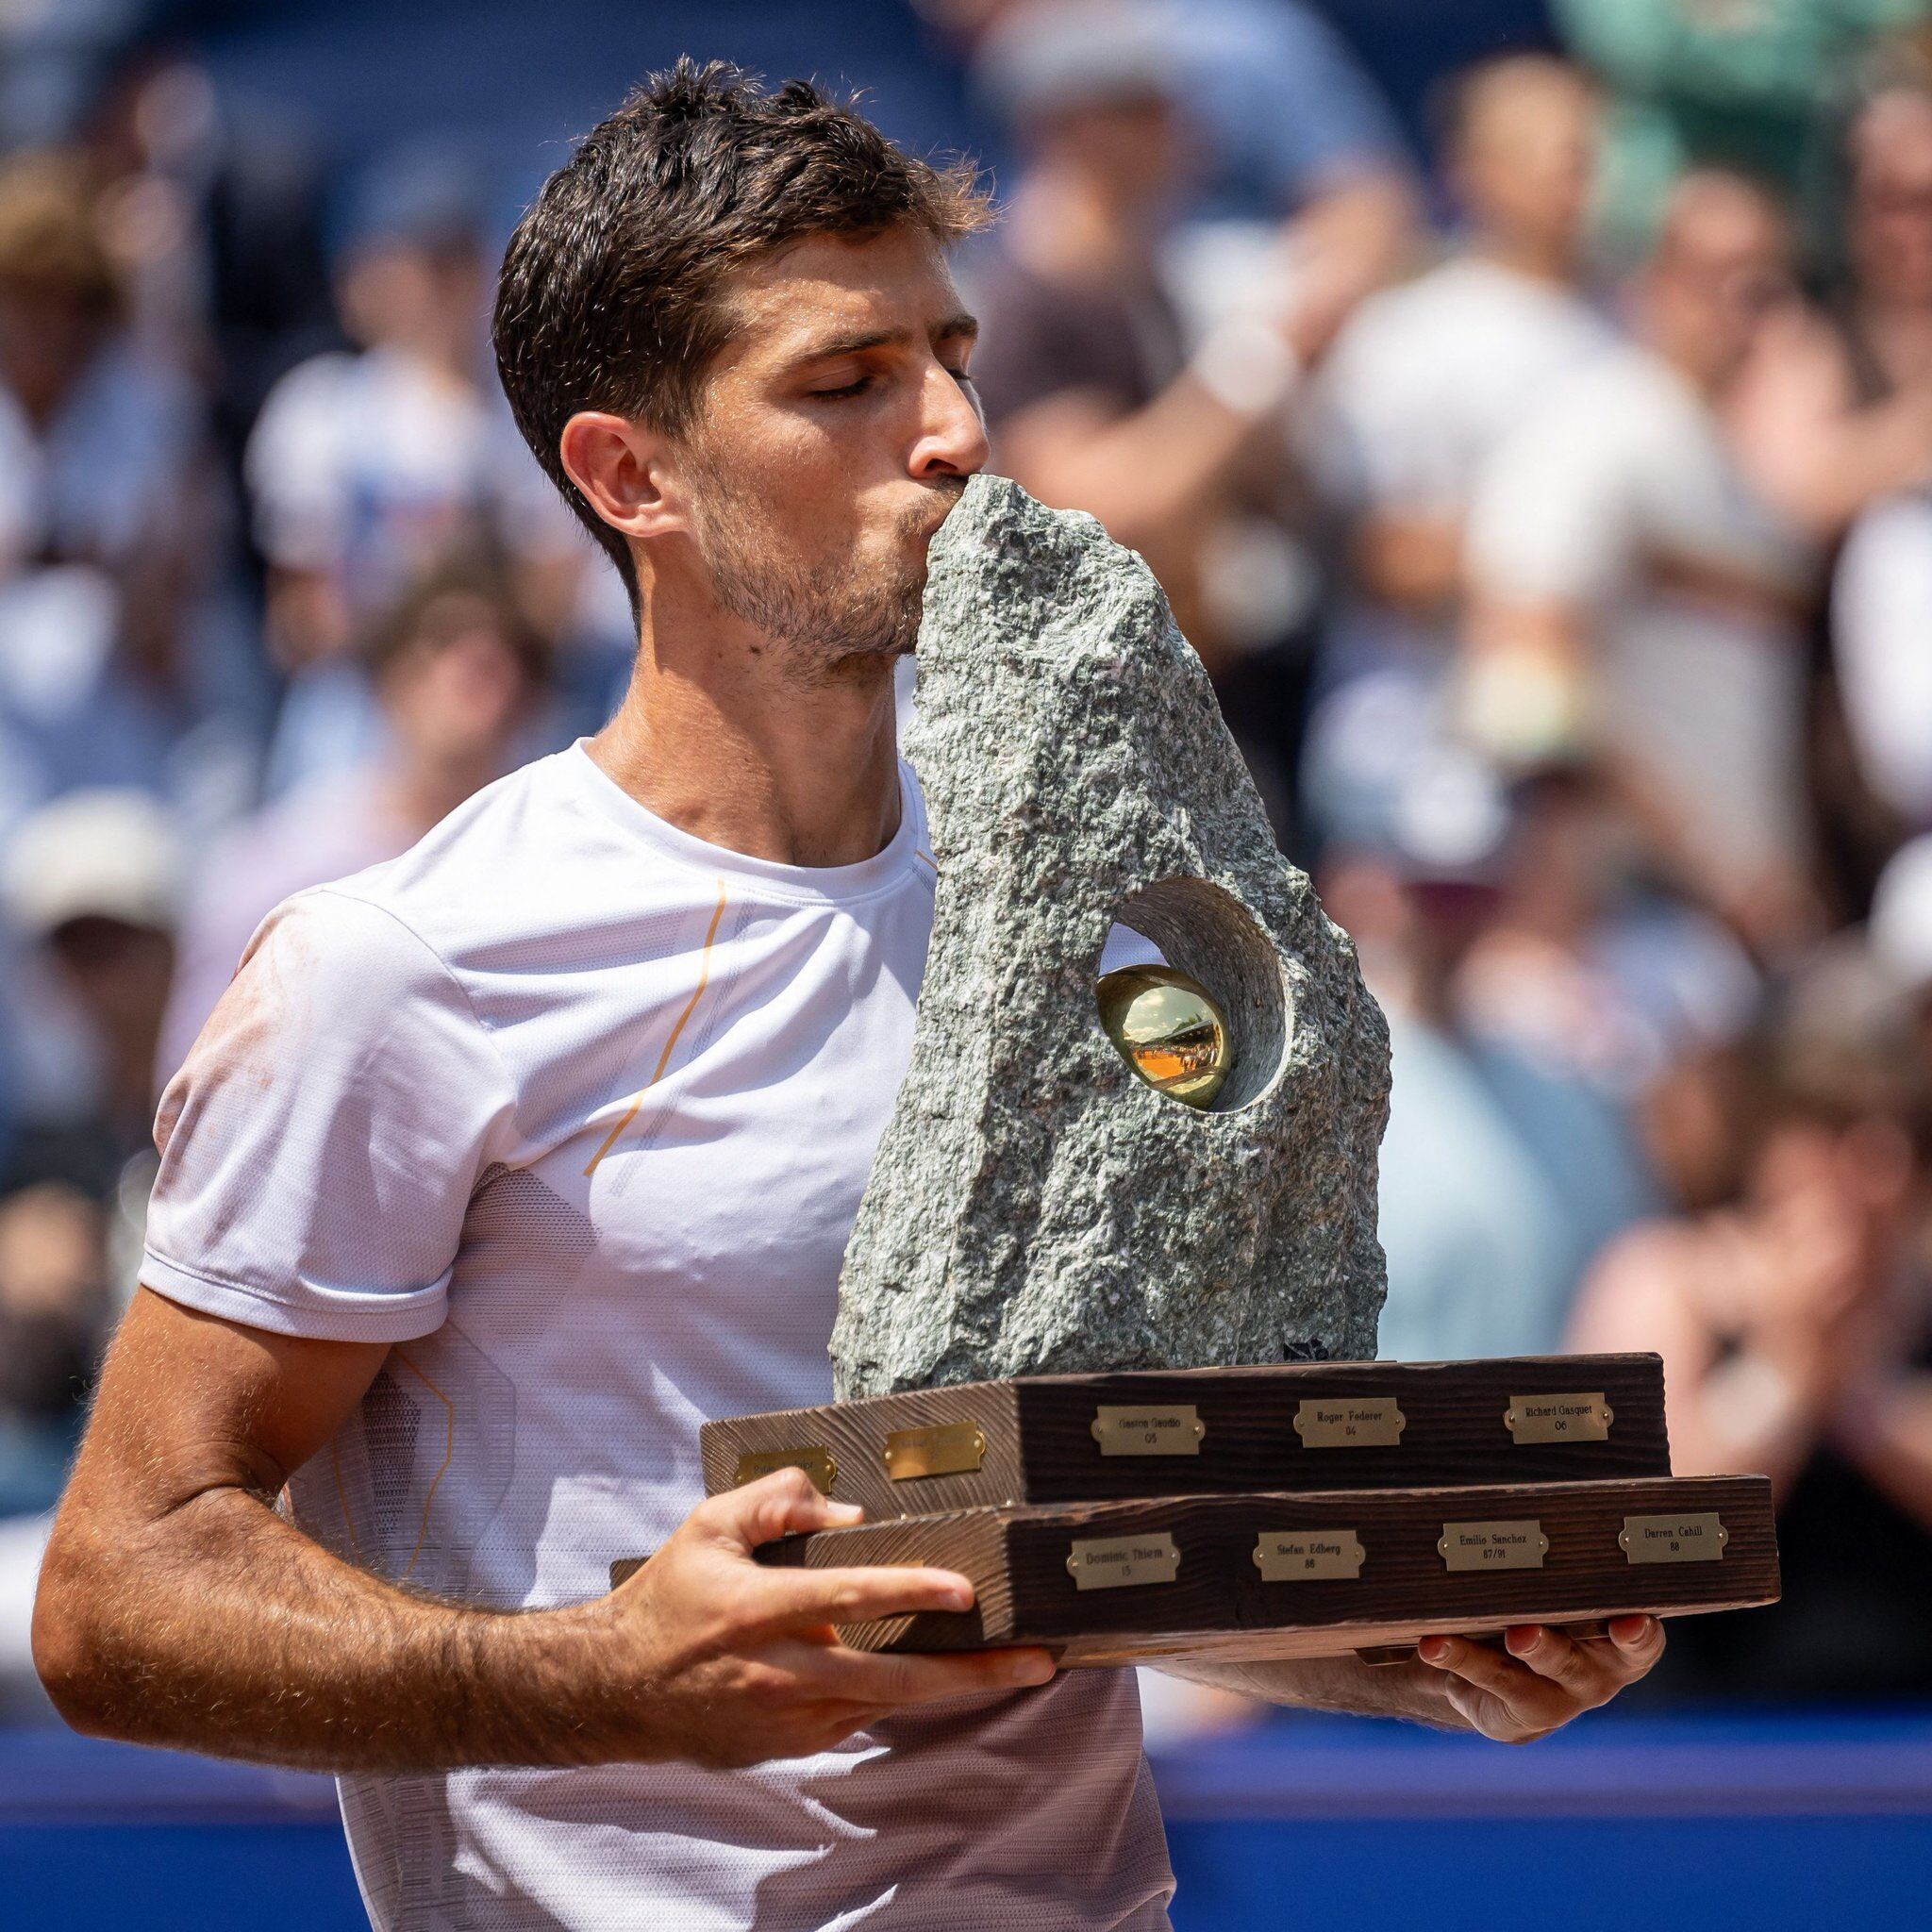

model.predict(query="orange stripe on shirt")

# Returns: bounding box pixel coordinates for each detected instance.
[583,879,729,1176]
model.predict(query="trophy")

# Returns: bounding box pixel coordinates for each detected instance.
[662,477,1779,1664]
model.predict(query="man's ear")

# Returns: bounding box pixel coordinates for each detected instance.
[558,410,688,546]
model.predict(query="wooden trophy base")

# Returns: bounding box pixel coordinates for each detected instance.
[702,1355,1672,1523]
[752,1474,1779,1668]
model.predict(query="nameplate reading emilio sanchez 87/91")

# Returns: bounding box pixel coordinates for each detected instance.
[1439,1520,1547,1571]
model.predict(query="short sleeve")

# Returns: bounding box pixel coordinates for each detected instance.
[142,888,516,1342]
[1464,386,1641,609]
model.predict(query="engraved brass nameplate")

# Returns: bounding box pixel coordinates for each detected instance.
[1620,1513,1727,1565]
[1506,1392,1612,1443]
[1293,1398,1405,1447]
[1065,1532,1182,1591]
[881,1421,987,1481]
[733,1446,837,1493]
[1091,1405,1206,1456]
[1439,1520,1547,1571]
[1253,1530,1365,1581]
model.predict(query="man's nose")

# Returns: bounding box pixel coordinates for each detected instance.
[909,361,990,479]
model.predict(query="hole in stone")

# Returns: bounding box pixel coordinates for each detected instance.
[1095,878,1291,1113]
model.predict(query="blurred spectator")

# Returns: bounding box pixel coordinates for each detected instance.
[1823,90,1932,836]
[76,42,340,479]
[957,0,1418,303]
[1724,89,1932,541]
[965,1,1397,828]
[1324,754,1654,1363]
[1570,936,1932,1701]
[1305,54,1614,848]
[1554,0,1932,264]
[245,142,592,793]
[1840,84,1932,397]
[1463,171,1821,956]
[0,791,182,1203]
[0,148,253,827]
[0,1183,108,1517]
[1455,769,1760,1103]
[157,557,552,1081]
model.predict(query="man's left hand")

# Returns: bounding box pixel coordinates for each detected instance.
[1419,1616,1664,1743]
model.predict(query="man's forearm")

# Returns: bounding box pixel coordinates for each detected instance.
[35,1484,622,1774]
[1158,1652,1467,1729]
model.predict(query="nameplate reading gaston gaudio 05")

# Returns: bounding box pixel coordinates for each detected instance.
[1090,1405,1206,1457]
[1293,1397,1405,1448]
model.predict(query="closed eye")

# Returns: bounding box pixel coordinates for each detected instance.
[810,375,874,399]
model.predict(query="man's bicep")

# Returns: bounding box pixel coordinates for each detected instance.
[72,1288,390,1523]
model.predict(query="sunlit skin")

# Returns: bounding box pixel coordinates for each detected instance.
[558,224,988,868]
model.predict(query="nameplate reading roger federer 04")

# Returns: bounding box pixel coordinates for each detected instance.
[1292,1397,1405,1447]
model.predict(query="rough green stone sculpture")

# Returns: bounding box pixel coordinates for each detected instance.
[829,475,1389,1399]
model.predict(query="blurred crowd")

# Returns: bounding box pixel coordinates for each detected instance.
[4,0,1932,1712]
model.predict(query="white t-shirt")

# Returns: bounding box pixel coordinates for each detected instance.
[1466,345,1816,878]
[1312,256,1616,660]
[1833,491,1932,827]
[1319,257,1616,522]
[245,344,582,608]
[142,741,1174,1932]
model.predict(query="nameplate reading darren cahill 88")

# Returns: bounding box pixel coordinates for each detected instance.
[1619,1513,1727,1564]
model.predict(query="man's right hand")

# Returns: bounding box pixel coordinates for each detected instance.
[34,1291,1057,1777]
[596,1468,1058,1769]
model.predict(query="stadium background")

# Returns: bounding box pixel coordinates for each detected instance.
[3,1,1932,1926]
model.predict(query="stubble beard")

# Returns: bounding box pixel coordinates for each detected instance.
[686,464,964,683]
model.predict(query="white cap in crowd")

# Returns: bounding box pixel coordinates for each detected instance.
[0,788,185,940]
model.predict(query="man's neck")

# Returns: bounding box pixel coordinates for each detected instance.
[589,591,904,870]
[1474,231,1580,290]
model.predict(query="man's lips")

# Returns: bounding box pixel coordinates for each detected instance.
[912,478,968,543]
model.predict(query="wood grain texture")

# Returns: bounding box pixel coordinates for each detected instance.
[756,1474,1777,1665]
[703,1355,1670,1520]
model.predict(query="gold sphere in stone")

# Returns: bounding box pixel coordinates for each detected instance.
[1095,966,1233,1109]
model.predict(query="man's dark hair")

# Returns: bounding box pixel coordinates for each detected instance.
[493,59,991,606]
